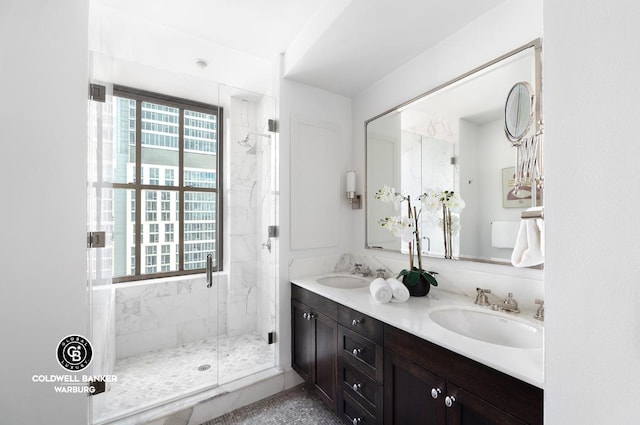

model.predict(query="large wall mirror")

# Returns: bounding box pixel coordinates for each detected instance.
[366,39,542,265]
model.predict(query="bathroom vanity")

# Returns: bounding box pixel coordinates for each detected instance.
[291,277,543,425]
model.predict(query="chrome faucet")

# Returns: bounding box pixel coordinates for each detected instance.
[489,293,520,313]
[375,268,387,278]
[476,289,521,314]
[501,293,520,313]
[352,263,372,276]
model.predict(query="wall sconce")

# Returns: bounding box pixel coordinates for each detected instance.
[346,170,362,209]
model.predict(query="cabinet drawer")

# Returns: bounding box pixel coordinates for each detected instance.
[340,359,382,418]
[339,325,383,382]
[339,305,383,344]
[339,391,379,425]
[291,284,338,320]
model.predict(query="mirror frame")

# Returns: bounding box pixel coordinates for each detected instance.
[364,38,542,265]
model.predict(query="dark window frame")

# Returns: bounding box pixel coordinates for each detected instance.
[112,85,223,283]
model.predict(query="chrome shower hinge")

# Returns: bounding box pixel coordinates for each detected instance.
[87,231,106,248]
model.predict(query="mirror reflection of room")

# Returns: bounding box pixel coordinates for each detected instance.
[366,42,540,264]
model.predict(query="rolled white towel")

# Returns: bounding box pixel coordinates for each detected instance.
[386,278,410,303]
[369,277,392,303]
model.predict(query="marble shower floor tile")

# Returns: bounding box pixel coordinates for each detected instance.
[94,332,275,423]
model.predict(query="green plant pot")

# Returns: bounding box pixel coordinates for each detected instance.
[398,267,438,297]
[403,275,430,297]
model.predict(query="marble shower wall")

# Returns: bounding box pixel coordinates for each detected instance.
[226,95,277,340]
[227,97,258,336]
[114,275,228,359]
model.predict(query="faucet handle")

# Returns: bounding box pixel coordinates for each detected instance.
[375,268,386,278]
[475,288,491,306]
[534,299,544,321]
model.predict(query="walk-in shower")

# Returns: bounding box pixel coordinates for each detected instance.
[87,57,279,423]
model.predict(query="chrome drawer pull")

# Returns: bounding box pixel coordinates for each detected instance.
[352,318,363,326]
[349,416,362,425]
[351,382,362,392]
[431,388,441,399]
[445,395,456,408]
[352,347,363,356]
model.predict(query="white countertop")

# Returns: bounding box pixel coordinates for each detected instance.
[291,274,544,389]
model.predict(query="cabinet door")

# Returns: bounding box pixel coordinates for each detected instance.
[292,300,314,382]
[446,387,528,425]
[315,310,338,410]
[384,350,446,425]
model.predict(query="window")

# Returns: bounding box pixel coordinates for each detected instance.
[111,86,222,282]
[149,223,159,243]
[165,223,174,242]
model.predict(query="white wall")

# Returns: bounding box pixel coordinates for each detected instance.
[277,64,352,370]
[0,1,89,424]
[544,1,640,423]
[476,118,522,260]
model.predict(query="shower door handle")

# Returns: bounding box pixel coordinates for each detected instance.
[206,254,213,288]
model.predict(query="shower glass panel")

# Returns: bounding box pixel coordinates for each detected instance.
[217,84,278,385]
[87,78,117,424]
[88,58,278,425]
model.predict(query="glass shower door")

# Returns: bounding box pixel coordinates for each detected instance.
[217,85,278,385]
[87,80,117,423]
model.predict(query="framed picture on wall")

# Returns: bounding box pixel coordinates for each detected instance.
[502,167,533,208]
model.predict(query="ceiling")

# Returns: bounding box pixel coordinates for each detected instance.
[90,0,507,97]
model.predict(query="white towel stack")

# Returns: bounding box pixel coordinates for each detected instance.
[386,278,410,303]
[511,207,545,268]
[369,278,392,303]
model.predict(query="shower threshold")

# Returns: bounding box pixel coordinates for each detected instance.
[93,332,274,424]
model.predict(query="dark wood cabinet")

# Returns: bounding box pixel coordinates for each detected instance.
[291,284,543,425]
[446,386,528,425]
[337,306,384,424]
[384,325,542,425]
[385,348,528,425]
[291,286,338,411]
[384,349,446,425]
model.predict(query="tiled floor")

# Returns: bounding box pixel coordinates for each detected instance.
[94,332,275,423]
[200,383,345,425]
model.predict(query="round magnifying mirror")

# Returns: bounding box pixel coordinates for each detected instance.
[504,81,534,144]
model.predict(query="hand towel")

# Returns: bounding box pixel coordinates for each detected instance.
[386,277,410,303]
[511,207,544,267]
[369,277,392,303]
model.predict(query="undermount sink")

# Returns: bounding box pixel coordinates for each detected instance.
[429,308,542,349]
[316,275,370,289]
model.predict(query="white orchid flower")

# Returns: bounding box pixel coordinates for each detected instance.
[418,190,442,212]
[375,185,405,209]
[443,192,466,213]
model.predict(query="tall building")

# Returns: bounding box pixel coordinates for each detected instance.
[112,94,218,279]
